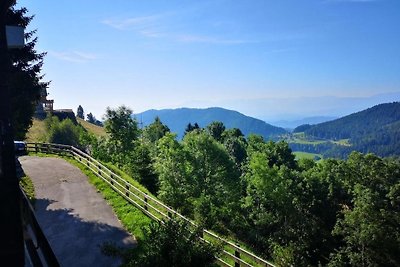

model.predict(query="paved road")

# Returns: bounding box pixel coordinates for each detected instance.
[20,156,136,267]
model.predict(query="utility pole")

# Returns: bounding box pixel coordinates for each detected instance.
[0,0,25,265]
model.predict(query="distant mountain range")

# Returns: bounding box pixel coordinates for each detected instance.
[134,107,286,139]
[134,103,400,158]
[272,116,337,130]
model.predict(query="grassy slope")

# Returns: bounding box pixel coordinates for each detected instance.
[293,151,323,160]
[77,118,107,137]
[25,118,46,142]
[26,117,107,142]
[67,157,152,240]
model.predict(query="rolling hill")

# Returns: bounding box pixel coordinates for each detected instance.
[134,107,287,139]
[292,102,400,158]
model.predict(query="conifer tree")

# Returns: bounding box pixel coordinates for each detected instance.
[7,5,49,139]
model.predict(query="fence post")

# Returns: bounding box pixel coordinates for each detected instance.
[125,184,129,197]
[235,246,241,267]
[35,143,38,153]
[144,196,148,211]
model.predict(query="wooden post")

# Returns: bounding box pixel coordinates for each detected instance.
[144,196,148,211]
[234,247,241,267]
[125,184,129,197]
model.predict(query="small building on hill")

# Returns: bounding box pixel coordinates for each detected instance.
[34,89,77,124]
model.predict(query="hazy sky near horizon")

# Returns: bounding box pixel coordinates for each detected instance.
[17,0,400,121]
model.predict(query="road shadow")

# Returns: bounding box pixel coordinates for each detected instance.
[34,198,136,267]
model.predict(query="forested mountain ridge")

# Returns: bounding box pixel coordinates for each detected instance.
[297,102,400,139]
[134,107,287,139]
[292,102,400,157]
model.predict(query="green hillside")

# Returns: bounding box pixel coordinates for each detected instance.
[291,102,400,158]
[77,118,107,137]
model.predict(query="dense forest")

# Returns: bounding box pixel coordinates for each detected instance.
[291,102,400,158]
[42,106,400,266]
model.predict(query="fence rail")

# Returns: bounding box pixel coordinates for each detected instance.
[27,142,275,267]
[20,186,60,267]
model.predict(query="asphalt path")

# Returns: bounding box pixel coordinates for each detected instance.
[20,156,136,267]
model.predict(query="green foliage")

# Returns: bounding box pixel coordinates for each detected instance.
[86,104,400,267]
[128,143,159,194]
[104,106,139,153]
[222,128,247,167]
[247,135,297,170]
[44,116,81,146]
[298,102,400,158]
[155,131,241,229]
[206,121,225,142]
[105,219,220,267]
[154,133,195,213]
[7,6,49,140]
[20,175,35,204]
[142,116,170,143]
[184,122,201,135]
[330,153,400,266]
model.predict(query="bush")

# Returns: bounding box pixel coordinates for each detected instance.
[104,219,221,267]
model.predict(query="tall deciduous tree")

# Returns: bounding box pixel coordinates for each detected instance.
[7,6,49,139]
[104,105,139,154]
[330,153,400,266]
[154,133,193,213]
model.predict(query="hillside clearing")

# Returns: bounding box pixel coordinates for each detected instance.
[77,118,107,137]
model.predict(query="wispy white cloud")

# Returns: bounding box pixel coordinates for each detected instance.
[101,15,162,31]
[102,14,254,45]
[102,12,305,46]
[176,34,253,45]
[49,51,97,63]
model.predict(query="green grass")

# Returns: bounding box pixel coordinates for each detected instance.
[332,139,352,146]
[77,118,107,137]
[293,151,323,161]
[25,118,47,143]
[290,139,327,145]
[64,157,152,241]
[20,175,35,204]
[29,151,152,241]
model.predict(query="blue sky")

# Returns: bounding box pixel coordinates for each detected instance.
[17,0,400,121]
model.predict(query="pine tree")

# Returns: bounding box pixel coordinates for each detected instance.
[76,105,84,119]
[7,6,49,139]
